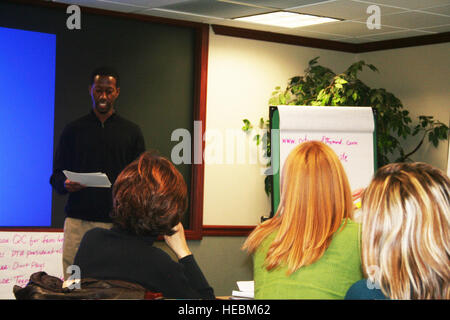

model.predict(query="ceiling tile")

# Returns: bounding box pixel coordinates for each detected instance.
[54,0,147,12]
[157,0,272,19]
[139,8,221,23]
[289,0,405,20]
[356,0,450,10]
[299,20,402,37]
[218,0,336,9]
[418,24,450,33]
[418,4,450,16]
[367,11,450,29]
[94,0,193,7]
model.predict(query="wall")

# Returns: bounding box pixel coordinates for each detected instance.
[155,237,253,297]
[202,33,450,228]
[203,28,356,226]
[357,43,450,171]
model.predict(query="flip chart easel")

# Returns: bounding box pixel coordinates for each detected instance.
[269,105,377,217]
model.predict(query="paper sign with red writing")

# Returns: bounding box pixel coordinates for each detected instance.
[0,232,64,299]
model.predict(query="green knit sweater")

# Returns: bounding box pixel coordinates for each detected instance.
[253,219,363,299]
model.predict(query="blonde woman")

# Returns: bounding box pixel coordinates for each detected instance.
[243,141,363,299]
[345,162,449,300]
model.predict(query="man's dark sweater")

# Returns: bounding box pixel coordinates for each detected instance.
[74,227,215,299]
[50,111,145,222]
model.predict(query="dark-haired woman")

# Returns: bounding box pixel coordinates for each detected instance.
[73,152,214,299]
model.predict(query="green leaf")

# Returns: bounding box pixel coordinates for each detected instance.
[368,64,379,72]
[242,119,252,132]
[254,134,261,146]
[259,117,265,129]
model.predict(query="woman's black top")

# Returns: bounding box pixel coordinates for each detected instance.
[73,227,215,299]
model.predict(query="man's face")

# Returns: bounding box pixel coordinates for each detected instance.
[89,75,120,114]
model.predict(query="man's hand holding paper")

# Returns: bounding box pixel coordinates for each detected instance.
[63,170,112,189]
[64,179,86,192]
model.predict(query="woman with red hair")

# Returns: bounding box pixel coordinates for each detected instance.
[243,141,363,299]
[74,151,214,299]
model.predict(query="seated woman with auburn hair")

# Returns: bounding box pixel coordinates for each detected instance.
[345,162,449,300]
[243,141,363,299]
[74,151,214,299]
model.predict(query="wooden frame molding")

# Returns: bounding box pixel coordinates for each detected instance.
[355,32,450,53]
[202,225,255,237]
[212,25,450,53]
[186,24,209,240]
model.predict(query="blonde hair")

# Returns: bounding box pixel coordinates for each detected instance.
[361,162,450,299]
[243,141,354,275]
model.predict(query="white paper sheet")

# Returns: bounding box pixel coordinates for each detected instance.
[63,170,111,188]
[0,232,64,299]
[276,106,375,191]
[231,281,254,299]
[237,280,254,292]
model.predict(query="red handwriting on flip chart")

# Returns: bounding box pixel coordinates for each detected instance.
[12,262,29,271]
[26,248,54,259]
[282,136,359,147]
[0,265,7,271]
[282,138,296,144]
[0,239,9,244]
[12,275,28,286]
[31,261,45,270]
[11,250,24,257]
[12,234,27,245]
[42,235,56,244]
[0,278,10,284]
[322,136,342,145]
[339,153,348,162]
[29,236,40,247]
[298,135,309,143]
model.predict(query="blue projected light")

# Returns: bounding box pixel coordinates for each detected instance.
[0,27,56,226]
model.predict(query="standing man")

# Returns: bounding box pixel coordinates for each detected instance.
[50,67,145,279]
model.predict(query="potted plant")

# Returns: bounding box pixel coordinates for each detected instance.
[243,57,448,195]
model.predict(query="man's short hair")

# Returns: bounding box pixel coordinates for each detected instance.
[110,151,188,236]
[91,66,120,87]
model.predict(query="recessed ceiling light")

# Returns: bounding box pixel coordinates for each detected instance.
[234,11,339,28]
